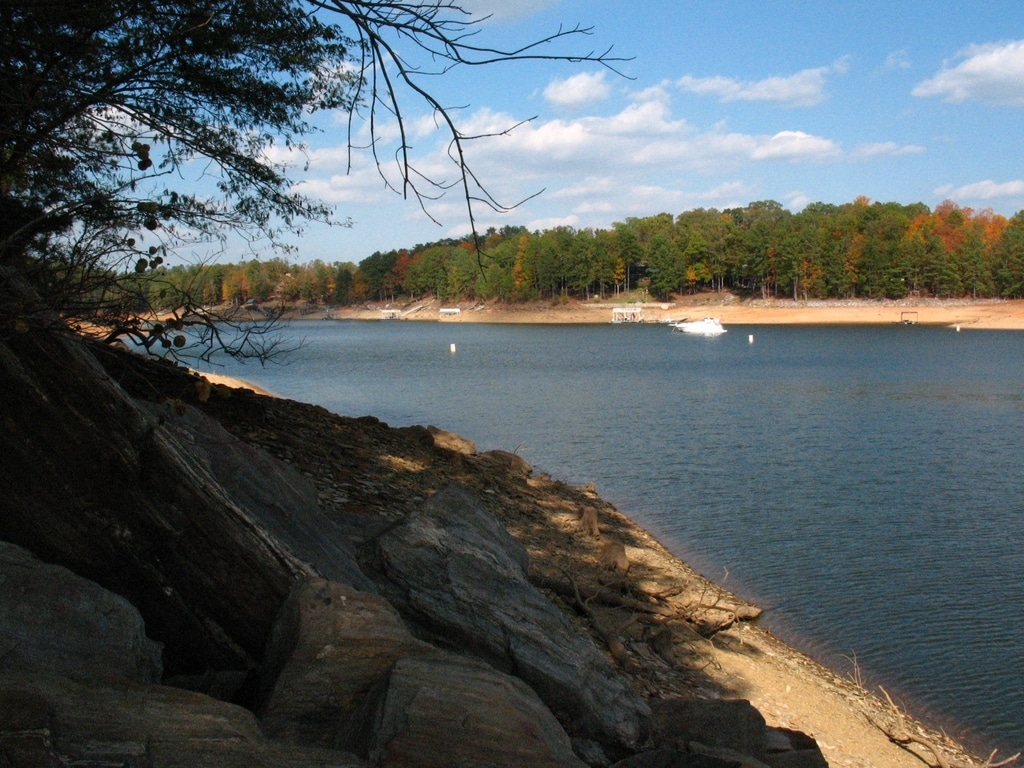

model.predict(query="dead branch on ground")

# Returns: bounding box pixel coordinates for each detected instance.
[870,686,1019,768]
[534,572,672,617]
[560,569,639,672]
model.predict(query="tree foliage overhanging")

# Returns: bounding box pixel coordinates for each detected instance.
[0,0,623,356]
[2,0,352,283]
[169,196,1024,310]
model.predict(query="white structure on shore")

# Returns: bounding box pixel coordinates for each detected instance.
[612,306,643,323]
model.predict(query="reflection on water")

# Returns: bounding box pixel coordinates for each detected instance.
[192,321,1024,756]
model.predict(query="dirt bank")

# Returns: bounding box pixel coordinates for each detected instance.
[323,295,1024,330]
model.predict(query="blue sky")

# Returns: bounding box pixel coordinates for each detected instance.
[268,1,1024,265]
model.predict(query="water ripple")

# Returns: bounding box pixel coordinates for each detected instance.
[195,322,1024,757]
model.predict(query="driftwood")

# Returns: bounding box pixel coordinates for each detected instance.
[535,570,725,676]
[533,573,672,617]
[533,571,744,642]
[560,570,638,672]
[871,686,1019,768]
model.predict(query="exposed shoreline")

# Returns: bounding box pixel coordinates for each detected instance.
[196,352,1015,767]
[177,295,1024,397]
[317,294,1024,330]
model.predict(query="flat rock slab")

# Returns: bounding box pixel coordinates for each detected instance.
[373,483,650,748]
[0,672,366,768]
[651,698,767,759]
[345,653,587,768]
[0,541,162,682]
[258,577,433,748]
[143,401,373,592]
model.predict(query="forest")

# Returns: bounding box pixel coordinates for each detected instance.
[153,196,1024,310]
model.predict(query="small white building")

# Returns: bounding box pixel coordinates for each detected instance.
[612,306,642,323]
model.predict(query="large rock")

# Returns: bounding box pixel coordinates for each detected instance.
[258,577,433,748]
[763,728,828,768]
[0,310,310,675]
[343,653,587,768]
[651,704,827,768]
[426,425,476,454]
[371,483,650,749]
[0,672,366,768]
[648,698,828,767]
[0,541,162,683]
[650,698,767,759]
[610,749,741,767]
[141,401,373,592]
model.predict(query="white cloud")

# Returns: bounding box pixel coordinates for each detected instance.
[296,174,383,205]
[937,179,1024,200]
[851,141,926,159]
[884,50,912,71]
[543,71,612,111]
[456,102,840,185]
[304,86,852,220]
[676,58,850,107]
[392,111,838,215]
[750,131,840,161]
[294,80,938,248]
[702,181,756,202]
[549,176,614,200]
[785,191,813,210]
[548,178,756,223]
[913,40,1024,105]
[600,97,688,136]
[526,213,581,231]
[631,82,673,104]
[455,99,692,177]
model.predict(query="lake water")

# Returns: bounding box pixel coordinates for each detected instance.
[192,320,1024,756]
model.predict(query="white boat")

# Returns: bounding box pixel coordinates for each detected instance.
[671,317,727,335]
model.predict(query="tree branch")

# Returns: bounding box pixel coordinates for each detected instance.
[313,0,632,246]
[871,686,1019,768]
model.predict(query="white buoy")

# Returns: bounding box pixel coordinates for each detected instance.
[956,325,961,332]
[748,334,755,344]
[450,343,457,354]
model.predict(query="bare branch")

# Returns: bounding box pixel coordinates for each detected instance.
[312,0,632,246]
[870,686,1019,768]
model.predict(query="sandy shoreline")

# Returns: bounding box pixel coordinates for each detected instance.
[194,359,1014,767]
[324,295,1024,330]
[199,370,277,397]
[194,298,1022,765]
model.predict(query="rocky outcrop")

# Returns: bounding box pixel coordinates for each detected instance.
[622,698,828,768]
[0,319,310,675]
[0,300,828,767]
[0,541,362,767]
[650,698,769,759]
[0,541,162,683]
[426,425,477,454]
[343,653,588,768]
[0,672,365,768]
[257,577,434,748]
[371,483,650,749]
[138,399,374,593]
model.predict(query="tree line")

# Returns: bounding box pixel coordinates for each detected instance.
[154,196,1024,310]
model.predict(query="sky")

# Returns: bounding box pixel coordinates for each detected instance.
[263,1,1024,265]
